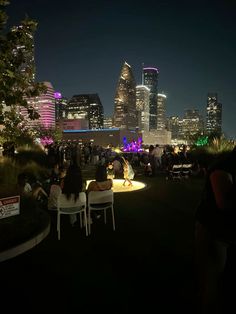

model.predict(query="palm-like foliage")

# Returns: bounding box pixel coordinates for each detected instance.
[206,136,235,154]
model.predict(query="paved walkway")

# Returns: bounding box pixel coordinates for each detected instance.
[1,169,234,313]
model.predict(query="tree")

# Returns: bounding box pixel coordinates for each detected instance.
[34,125,63,146]
[0,0,46,143]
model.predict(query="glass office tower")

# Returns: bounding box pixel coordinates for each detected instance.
[136,85,150,131]
[206,93,222,135]
[113,62,137,130]
[66,94,104,129]
[142,67,159,131]
[157,93,167,131]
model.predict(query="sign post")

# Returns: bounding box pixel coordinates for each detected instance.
[0,196,20,219]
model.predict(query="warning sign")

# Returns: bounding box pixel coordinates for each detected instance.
[0,196,20,219]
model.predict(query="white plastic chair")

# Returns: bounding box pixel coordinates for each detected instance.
[57,192,88,240]
[169,164,182,180]
[88,190,115,235]
[182,163,192,178]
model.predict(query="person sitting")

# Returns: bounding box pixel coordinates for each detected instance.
[87,165,113,193]
[87,165,113,220]
[50,163,60,185]
[47,167,67,210]
[144,162,152,177]
[16,172,48,202]
[61,163,85,225]
[107,162,115,180]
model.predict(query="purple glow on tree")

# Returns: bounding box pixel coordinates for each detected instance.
[40,136,54,146]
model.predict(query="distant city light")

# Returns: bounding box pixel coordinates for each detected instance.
[143,67,159,72]
[63,128,120,133]
[136,85,150,91]
[158,93,167,98]
[54,92,62,99]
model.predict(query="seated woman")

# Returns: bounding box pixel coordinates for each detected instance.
[61,163,85,225]
[87,165,113,220]
[17,172,48,201]
[47,167,67,210]
[107,162,115,180]
[87,165,113,193]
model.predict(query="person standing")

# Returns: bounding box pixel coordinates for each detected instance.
[152,144,163,174]
[195,147,236,313]
[122,157,134,186]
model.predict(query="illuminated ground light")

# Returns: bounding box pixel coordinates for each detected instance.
[86,179,146,193]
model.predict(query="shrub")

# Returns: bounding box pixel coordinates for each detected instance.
[190,137,236,170]
[206,137,235,154]
[14,145,51,168]
[0,154,50,198]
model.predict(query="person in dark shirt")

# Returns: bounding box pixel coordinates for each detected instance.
[195,147,236,313]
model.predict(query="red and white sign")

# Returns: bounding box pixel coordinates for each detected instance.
[0,196,20,219]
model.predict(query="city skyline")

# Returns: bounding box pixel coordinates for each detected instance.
[6,0,236,138]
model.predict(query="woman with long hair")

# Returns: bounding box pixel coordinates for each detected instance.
[61,163,85,225]
[122,157,134,186]
[87,164,112,193]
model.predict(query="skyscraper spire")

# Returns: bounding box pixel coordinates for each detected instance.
[113,62,137,130]
[141,62,145,84]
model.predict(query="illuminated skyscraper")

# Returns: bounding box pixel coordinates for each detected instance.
[157,93,167,131]
[167,116,180,140]
[136,85,150,131]
[20,82,55,128]
[66,94,104,129]
[54,92,68,120]
[103,116,113,129]
[113,62,137,130]
[142,67,159,131]
[179,109,204,140]
[206,93,222,135]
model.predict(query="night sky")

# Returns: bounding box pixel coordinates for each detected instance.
[6,0,236,138]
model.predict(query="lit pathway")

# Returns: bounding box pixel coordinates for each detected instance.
[86,179,146,193]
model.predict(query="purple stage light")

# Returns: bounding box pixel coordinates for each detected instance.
[122,137,143,152]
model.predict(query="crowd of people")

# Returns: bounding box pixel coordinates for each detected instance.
[15,144,137,225]
[14,142,201,215]
[5,138,236,312]
[43,141,195,171]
